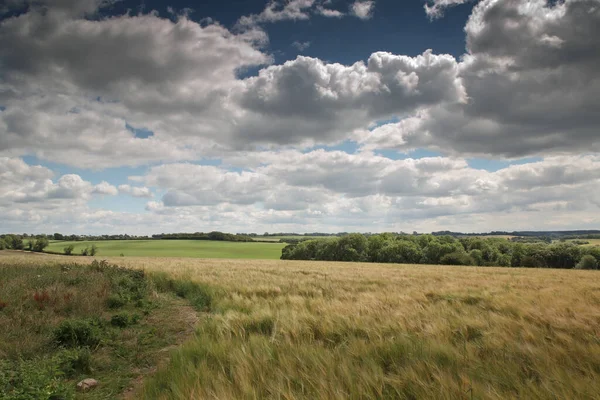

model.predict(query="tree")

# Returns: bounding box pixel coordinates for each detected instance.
[6,235,24,250]
[54,233,64,240]
[440,251,473,266]
[33,237,49,252]
[64,245,75,255]
[90,244,98,256]
[575,255,598,270]
[0,238,6,250]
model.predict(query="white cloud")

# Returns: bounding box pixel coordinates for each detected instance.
[424,0,472,19]
[316,5,344,18]
[358,0,600,157]
[92,181,118,196]
[118,184,153,198]
[237,0,317,26]
[0,157,116,216]
[350,1,375,20]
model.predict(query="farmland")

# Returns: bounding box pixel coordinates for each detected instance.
[46,239,286,259]
[2,252,600,399]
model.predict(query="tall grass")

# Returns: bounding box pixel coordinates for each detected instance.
[2,253,600,399]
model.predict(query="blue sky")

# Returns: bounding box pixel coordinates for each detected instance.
[1,0,599,234]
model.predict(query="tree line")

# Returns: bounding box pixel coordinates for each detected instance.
[0,234,49,252]
[280,233,600,270]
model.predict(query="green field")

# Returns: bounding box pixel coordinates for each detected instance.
[46,240,286,259]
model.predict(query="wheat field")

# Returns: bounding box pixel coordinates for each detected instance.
[2,252,600,399]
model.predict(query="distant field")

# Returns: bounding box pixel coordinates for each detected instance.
[46,239,286,259]
[4,252,599,398]
[566,238,600,246]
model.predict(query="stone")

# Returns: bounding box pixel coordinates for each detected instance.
[77,378,99,392]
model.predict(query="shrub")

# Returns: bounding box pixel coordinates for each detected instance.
[89,244,98,256]
[56,348,92,377]
[106,294,126,309]
[440,251,473,266]
[33,237,49,252]
[80,246,89,256]
[63,245,75,255]
[110,313,140,328]
[53,319,102,348]
[575,255,598,270]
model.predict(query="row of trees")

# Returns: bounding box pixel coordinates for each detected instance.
[0,235,49,252]
[151,232,254,242]
[281,233,600,269]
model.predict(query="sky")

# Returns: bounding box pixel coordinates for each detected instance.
[0,0,599,235]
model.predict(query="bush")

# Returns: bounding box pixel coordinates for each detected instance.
[56,348,92,377]
[89,244,98,256]
[575,255,598,270]
[110,313,140,328]
[63,245,75,255]
[33,237,49,252]
[106,294,126,309]
[440,251,473,266]
[0,358,73,400]
[53,319,102,348]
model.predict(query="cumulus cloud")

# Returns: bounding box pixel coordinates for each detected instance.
[0,157,116,209]
[132,151,600,232]
[92,181,118,196]
[231,50,464,146]
[118,184,153,198]
[350,1,375,20]
[364,0,600,157]
[1,0,599,234]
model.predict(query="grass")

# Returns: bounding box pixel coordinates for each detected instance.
[3,253,600,399]
[46,239,286,259]
[0,255,202,399]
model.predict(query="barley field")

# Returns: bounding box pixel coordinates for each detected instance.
[2,252,600,399]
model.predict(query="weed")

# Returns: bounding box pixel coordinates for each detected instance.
[53,318,102,348]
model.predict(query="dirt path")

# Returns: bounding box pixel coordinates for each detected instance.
[121,300,199,399]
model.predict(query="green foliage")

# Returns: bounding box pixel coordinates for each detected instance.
[0,259,202,399]
[576,255,598,270]
[0,358,74,400]
[89,244,98,256]
[280,233,596,269]
[440,251,473,266]
[52,318,102,348]
[5,235,24,250]
[33,237,49,252]
[151,272,213,311]
[63,245,74,255]
[110,312,140,328]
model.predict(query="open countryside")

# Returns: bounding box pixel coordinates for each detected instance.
[47,239,286,259]
[2,252,600,399]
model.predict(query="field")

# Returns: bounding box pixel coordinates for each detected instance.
[46,240,286,259]
[566,239,600,246]
[2,252,600,399]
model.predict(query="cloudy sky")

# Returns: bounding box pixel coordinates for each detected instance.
[1,0,599,235]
